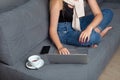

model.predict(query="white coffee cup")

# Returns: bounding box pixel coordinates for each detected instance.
[28,55,44,69]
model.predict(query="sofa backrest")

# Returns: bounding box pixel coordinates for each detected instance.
[0,0,49,65]
[0,0,29,13]
[97,0,104,3]
[104,0,120,2]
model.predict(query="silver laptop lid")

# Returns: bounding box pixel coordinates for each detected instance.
[47,48,88,64]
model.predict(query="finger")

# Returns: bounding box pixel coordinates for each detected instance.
[62,49,68,55]
[79,34,82,42]
[79,35,81,42]
[83,35,87,43]
[87,36,90,42]
[64,48,69,54]
[63,51,67,55]
[82,34,85,43]
[80,33,83,43]
[58,48,64,55]
[80,32,84,42]
[64,50,69,55]
[59,48,70,55]
[81,33,86,43]
[62,48,70,55]
[59,51,62,55]
[65,49,70,55]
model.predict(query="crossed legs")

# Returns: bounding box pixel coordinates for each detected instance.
[92,26,112,48]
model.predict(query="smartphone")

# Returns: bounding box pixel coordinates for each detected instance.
[40,46,50,54]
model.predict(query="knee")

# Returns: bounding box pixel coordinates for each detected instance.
[102,9,114,20]
[89,30,101,45]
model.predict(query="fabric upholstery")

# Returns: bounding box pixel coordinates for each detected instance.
[0,0,120,80]
[97,0,104,3]
[0,0,29,13]
[11,6,120,79]
[0,0,49,65]
[85,0,104,15]
[13,2,120,80]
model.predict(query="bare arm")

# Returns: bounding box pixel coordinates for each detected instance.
[49,0,70,55]
[87,0,103,30]
[79,0,103,43]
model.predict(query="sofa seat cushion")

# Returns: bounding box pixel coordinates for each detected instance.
[0,0,49,65]
[13,28,120,80]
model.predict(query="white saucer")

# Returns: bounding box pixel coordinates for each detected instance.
[26,59,44,70]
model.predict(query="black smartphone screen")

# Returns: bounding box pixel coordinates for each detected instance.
[40,46,50,54]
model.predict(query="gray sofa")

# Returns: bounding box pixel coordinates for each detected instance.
[0,0,120,80]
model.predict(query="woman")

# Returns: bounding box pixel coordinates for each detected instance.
[49,0,113,55]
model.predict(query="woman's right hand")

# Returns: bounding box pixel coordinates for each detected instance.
[58,47,70,55]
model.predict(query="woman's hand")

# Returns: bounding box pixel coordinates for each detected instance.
[79,27,93,43]
[58,47,70,55]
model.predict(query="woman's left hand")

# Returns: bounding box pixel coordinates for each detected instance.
[79,27,93,43]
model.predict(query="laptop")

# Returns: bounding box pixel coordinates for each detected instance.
[46,48,88,64]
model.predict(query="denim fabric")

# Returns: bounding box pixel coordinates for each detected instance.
[80,9,113,31]
[57,9,113,47]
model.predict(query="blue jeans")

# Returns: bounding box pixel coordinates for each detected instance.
[57,9,113,47]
